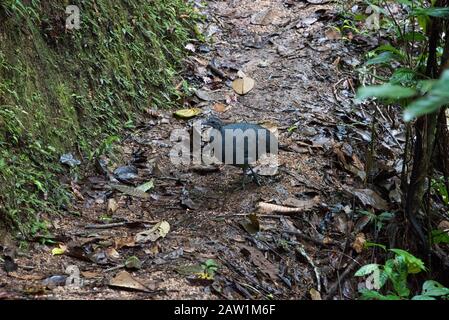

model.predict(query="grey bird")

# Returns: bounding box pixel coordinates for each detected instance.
[202,117,277,186]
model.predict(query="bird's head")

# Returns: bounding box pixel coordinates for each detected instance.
[203,116,224,130]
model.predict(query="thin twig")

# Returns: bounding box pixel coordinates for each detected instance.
[325,256,363,300]
[296,244,321,292]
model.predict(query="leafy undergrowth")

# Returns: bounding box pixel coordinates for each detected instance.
[0,0,199,236]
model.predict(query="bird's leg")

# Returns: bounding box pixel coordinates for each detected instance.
[240,167,248,189]
[248,165,261,186]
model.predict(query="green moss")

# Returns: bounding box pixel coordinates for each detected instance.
[0,0,199,236]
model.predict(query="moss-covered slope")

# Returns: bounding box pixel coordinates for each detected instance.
[0,0,197,235]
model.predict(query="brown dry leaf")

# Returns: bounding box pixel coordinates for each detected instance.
[115,236,136,249]
[106,247,120,260]
[438,220,449,232]
[213,102,231,113]
[109,271,150,292]
[7,272,46,281]
[70,181,84,200]
[351,189,388,211]
[310,288,322,300]
[325,28,341,40]
[135,221,170,244]
[145,108,161,118]
[282,196,319,211]
[354,215,372,233]
[240,245,278,280]
[107,198,118,214]
[352,233,366,253]
[250,8,279,25]
[352,154,365,171]
[81,271,101,279]
[232,77,255,95]
[240,213,260,235]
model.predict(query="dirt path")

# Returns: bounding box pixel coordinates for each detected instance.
[1,0,371,300]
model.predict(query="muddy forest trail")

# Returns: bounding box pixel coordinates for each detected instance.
[1,0,389,300]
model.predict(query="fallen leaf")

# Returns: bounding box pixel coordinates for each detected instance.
[237,70,246,78]
[310,288,322,300]
[250,8,279,25]
[282,197,319,210]
[135,221,170,244]
[174,108,202,119]
[325,28,341,40]
[107,198,118,214]
[136,180,154,192]
[351,189,388,211]
[51,244,67,256]
[125,256,143,270]
[195,89,214,101]
[352,233,366,253]
[232,77,255,95]
[109,271,150,292]
[213,102,231,113]
[240,213,260,235]
[438,220,449,232]
[115,236,136,249]
[106,247,120,260]
[240,245,278,280]
[81,271,101,279]
[8,272,46,281]
[111,184,150,199]
[185,43,196,52]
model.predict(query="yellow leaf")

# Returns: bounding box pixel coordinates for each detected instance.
[52,245,66,256]
[158,221,170,238]
[232,77,255,95]
[174,108,202,119]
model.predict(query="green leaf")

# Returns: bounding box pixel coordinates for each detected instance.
[412,295,436,300]
[431,230,449,245]
[422,280,449,297]
[404,70,449,121]
[136,180,154,192]
[357,84,416,101]
[389,255,411,297]
[417,15,430,33]
[416,80,437,95]
[364,242,387,251]
[402,31,427,42]
[390,68,417,86]
[412,7,449,18]
[378,212,395,221]
[390,249,426,274]
[360,290,401,300]
[355,264,380,277]
[365,52,397,66]
[374,44,406,60]
[395,0,413,6]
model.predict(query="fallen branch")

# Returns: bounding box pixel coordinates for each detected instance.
[85,220,157,229]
